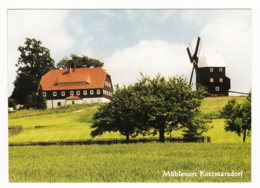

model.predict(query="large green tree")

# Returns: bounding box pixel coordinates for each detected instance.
[91,84,148,141]
[56,54,104,69]
[91,74,208,142]
[220,92,251,142]
[24,85,47,110]
[11,38,55,105]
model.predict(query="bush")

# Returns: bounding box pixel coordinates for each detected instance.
[8,126,23,136]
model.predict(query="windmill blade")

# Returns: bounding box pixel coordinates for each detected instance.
[194,37,201,59]
[197,40,202,58]
[189,66,195,85]
[186,47,193,63]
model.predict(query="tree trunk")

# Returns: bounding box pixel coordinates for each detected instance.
[126,133,130,144]
[243,129,246,142]
[159,127,165,142]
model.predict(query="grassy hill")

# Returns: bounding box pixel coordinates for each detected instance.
[8,96,250,143]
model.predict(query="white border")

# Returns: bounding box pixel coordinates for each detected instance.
[2,1,259,188]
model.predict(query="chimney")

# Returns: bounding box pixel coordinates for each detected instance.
[68,67,71,74]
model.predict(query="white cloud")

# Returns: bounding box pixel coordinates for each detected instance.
[7,10,75,96]
[104,40,191,87]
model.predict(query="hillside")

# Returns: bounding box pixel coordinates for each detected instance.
[8,96,249,143]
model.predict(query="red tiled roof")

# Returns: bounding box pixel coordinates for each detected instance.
[40,68,109,91]
[65,96,82,100]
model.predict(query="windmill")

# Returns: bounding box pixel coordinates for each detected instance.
[186,37,202,85]
[186,37,232,96]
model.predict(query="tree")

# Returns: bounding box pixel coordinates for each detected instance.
[220,92,251,142]
[11,38,55,105]
[36,85,47,109]
[8,97,17,110]
[133,74,208,142]
[23,85,47,110]
[56,54,104,69]
[181,113,212,140]
[91,84,147,141]
[91,74,208,142]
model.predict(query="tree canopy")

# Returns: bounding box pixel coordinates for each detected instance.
[56,54,104,69]
[91,74,208,142]
[220,92,251,142]
[11,38,55,105]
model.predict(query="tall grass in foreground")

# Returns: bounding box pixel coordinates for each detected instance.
[9,143,250,182]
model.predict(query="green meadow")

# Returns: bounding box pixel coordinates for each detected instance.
[8,96,250,143]
[8,96,251,182]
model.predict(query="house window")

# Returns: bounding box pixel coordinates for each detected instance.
[53,91,57,96]
[42,92,46,97]
[83,90,87,95]
[219,68,223,72]
[72,101,75,105]
[76,91,80,95]
[97,89,100,94]
[215,87,220,91]
[57,102,61,106]
[210,68,214,72]
[70,91,74,95]
[219,78,223,82]
[61,91,65,96]
[90,90,94,95]
[210,78,214,82]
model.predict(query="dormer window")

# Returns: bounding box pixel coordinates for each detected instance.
[53,91,57,96]
[70,91,74,95]
[76,91,80,95]
[61,91,65,96]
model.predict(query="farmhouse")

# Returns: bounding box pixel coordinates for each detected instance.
[39,67,113,108]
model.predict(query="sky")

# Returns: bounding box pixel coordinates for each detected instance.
[7,9,252,96]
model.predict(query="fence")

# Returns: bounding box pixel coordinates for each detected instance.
[8,136,211,146]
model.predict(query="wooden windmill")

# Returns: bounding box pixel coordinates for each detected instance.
[186,37,202,85]
[186,37,231,96]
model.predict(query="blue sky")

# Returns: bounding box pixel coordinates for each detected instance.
[7,9,252,96]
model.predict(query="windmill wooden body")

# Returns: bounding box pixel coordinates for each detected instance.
[187,37,231,96]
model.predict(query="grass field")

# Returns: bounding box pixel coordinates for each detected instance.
[9,143,251,182]
[8,96,250,143]
[8,96,251,183]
